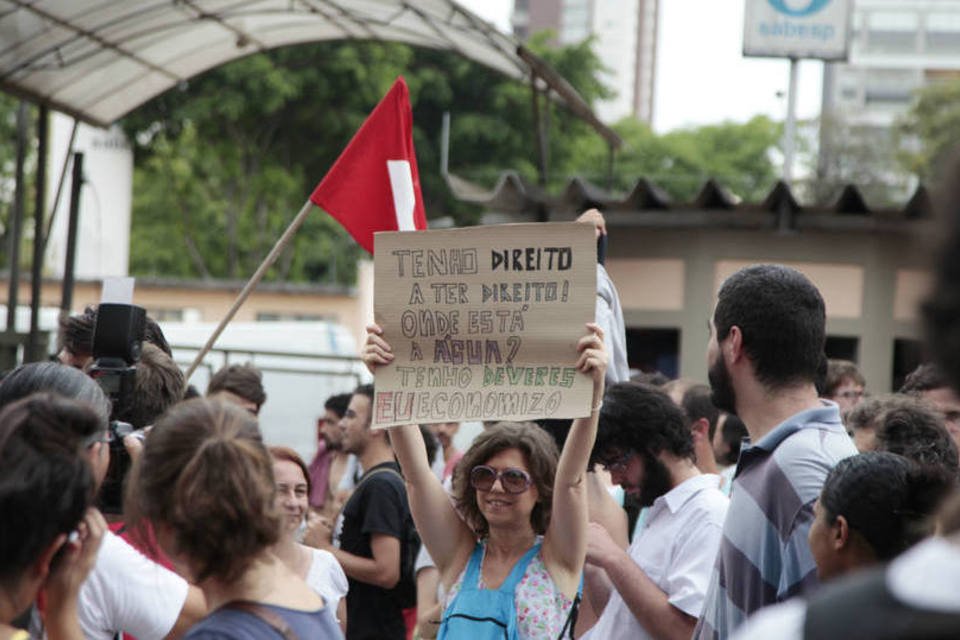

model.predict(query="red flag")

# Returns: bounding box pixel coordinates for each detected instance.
[310,77,427,254]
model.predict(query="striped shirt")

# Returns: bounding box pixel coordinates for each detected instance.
[694,401,857,640]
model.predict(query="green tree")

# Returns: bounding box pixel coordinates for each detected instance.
[575,115,782,202]
[123,37,614,282]
[897,79,960,182]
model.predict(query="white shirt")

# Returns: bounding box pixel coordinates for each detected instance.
[44,530,189,640]
[583,474,729,639]
[732,537,960,640]
[305,548,349,622]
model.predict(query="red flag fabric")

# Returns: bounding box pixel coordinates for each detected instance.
[310,76,427,254]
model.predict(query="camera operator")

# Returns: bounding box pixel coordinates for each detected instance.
[57,306,172,371]
[97,342,186,516]
[0,362,205,639]
[205,362,267,416]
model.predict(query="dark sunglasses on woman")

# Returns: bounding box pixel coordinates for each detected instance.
[469,465,533,494]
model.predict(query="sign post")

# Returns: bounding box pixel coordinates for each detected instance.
[743,0,852,185]
[371,223,596,429]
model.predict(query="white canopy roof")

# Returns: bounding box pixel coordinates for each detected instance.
[0,0,531,127]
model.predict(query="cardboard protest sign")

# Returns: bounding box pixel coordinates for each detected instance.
[372,222,596,428]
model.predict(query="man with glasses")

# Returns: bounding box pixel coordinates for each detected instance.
[823,359,866,416]
[581,383,728,640]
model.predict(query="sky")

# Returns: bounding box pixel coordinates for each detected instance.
[456,0,825,133]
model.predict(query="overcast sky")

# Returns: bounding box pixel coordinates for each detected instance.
[456,0,824,132]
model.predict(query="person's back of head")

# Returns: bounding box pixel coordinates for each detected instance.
[900,363,949,396]
[117,343,184,428]
[0,393,98,594]
[716,412,747,467]
[714,264,826,389]
[58,306,97,369]
[58,307,171,369]
[873,398,959,479]
[206,363,266,415]
[593,382,694,463]
[682,384,720,441]
[630,370,670,387]
[817,452,951,569]
[0,361,111,428]
[125,398,279,584]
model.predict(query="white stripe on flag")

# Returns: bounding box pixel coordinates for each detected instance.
[387,160,416,231]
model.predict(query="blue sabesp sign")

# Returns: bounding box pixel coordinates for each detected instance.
[744,0,850,60]
[767,0,831,18]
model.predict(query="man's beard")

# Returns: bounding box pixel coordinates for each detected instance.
[637,453,674,508]
[708,350,737,414]
[322,433,343,451]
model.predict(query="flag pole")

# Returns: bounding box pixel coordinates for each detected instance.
[183,199,316,384]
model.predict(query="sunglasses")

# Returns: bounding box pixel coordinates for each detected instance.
[469,465,533,494]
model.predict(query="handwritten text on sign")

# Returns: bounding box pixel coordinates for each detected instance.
[372,223,595,428]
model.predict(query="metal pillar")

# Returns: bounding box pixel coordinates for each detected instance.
[782,58,800,186]
[27,104,48,362]
[7,102,28,334]
[61,152,84,317]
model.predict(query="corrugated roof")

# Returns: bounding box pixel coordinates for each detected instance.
[446,172,932,233]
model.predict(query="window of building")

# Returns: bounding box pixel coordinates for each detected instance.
[148,308,185,322]
[866,10,919,54]
[892,338,924,392]
[560,0,591,43]
[625,327,679,379]
[925,12,960,54]
[825,336,859,363]
[255,312,331,322]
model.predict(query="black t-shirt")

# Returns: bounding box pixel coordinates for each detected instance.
[340,461,413,640]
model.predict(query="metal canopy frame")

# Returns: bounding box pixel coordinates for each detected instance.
[0,0,620,147]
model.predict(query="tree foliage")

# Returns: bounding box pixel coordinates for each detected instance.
[897,79,960,182]
[114,37,782,283]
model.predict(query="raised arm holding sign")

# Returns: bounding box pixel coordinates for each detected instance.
[362,319,605,639]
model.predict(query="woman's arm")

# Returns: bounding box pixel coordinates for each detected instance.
[363,325,475,573]
[415,566,442,639]
[543,323,606,590]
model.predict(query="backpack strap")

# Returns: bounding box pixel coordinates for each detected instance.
[556,575,584,639]
[357,465,404,487]
[223,601,299,640]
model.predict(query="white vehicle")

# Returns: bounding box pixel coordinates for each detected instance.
[160,321,369,460]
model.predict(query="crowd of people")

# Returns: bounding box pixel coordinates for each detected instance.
[4,198,960,640]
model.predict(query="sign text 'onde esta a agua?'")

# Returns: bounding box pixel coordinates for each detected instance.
[372,223,595,428]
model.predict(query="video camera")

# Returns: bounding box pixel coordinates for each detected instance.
[88,302,146,514]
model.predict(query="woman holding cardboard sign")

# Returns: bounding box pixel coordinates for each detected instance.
[361,322,606,640]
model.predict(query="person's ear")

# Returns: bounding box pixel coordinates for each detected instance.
[32,533,69,582]
[833,514,850,551]
[726,326,744,363]
[691,418,710,442]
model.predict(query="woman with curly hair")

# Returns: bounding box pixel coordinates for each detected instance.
[362,322,606,640]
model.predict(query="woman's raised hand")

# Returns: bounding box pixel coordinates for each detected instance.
[361,323,394,375]
[576,322,608,390]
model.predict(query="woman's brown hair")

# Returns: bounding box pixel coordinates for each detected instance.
[452,422,559,537]
[269,445,311,496]
[125,398,280,583]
